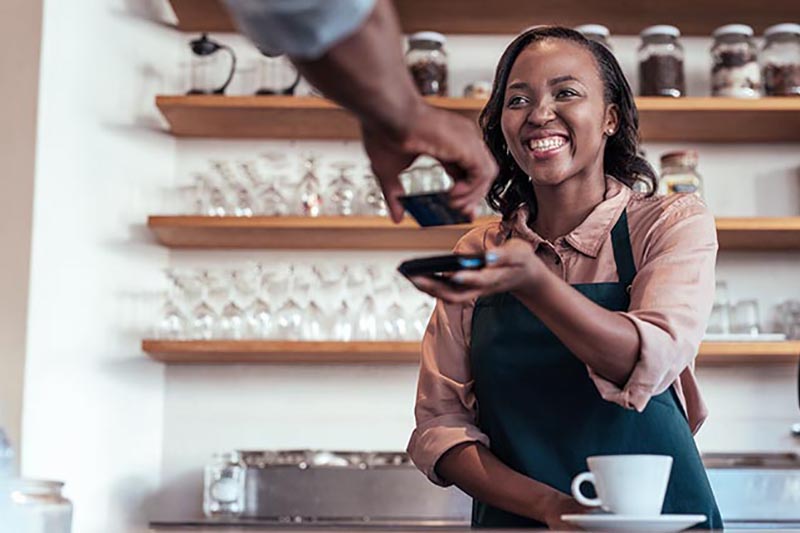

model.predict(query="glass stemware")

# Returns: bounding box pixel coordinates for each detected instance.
[360,172,388,216]
[326,162,357,216]
[294,154,323,217]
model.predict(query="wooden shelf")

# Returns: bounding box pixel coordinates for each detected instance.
[716,218,800,251]
[697,341,800,365]
[142,340,419,364]
[156,95,800,143]
[148,216,486,250]
[143,340,800,365]
[149,216,800,251]
[167,0,800,36]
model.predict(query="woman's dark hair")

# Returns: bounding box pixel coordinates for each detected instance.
[480,26,657,220]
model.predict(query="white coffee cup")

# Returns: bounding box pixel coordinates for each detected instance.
[571,454,673,516]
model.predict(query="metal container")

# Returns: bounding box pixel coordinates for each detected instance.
[704,452,800,528]
[238,450,471,524]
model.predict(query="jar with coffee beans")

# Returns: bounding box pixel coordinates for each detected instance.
[761,23,800,96]
[406,31,448,96]
[639,25,686,97]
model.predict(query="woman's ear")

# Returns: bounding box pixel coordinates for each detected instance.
[603,104,620,136]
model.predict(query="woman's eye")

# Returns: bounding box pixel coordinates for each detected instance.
[556,88,579,98]
[507,95,528,106]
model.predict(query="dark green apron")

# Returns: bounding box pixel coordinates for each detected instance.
[469,211,722,529]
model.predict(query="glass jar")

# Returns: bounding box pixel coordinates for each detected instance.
[658,150,702,197]
[203,452,246,518]
[406,32,448,96]
[638,25,685,97]
[0,479,73,533]
[761,23,800,96]
[711,24,761,98]
[575,24,613,50]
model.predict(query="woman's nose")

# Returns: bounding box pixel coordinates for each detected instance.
[526,101,556,126]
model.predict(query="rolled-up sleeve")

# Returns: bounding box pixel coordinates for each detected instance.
[406,230,497,486]
[406,297,489,486]
[589,197,718,412]
[223,0,375,59]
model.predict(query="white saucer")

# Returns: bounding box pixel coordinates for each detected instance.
[561,513,706,532]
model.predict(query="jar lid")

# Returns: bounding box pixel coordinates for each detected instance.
[712,24,754,38]
[764,23,800,37]
[409,31,447,45]
[575,24,610,37]
[660,150,698,167]
[640,25,681,38]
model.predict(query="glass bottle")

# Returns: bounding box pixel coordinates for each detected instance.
[575,24,613,50]
[0,428,14,477]
[761,23,800,96]
[203,452,246,518]
[658,150,703,197]
[0,479,73,533]
[406,32,448,96]
[638,25,685,97]
[711,24,761,98]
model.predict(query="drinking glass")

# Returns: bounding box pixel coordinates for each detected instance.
[294,154,323,217]
[326,162,357,216]
[731,299,760,336]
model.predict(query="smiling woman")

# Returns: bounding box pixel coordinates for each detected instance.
[405,27,724,530]
[481,27,658,221]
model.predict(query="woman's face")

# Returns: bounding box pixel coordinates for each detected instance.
[500,39,618,188]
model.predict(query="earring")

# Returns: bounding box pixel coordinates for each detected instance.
[606,128,615,136]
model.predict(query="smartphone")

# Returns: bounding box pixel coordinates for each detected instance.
[398,253,486,277]
[399,191,471,227]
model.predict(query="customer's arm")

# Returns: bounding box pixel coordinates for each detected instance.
[223,0,497,222]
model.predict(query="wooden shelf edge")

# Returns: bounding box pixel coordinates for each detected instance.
[147,216,800,251]
[143,340,800,365]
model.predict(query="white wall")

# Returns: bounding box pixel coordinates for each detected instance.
[21,1,179,532]
[153,32,800,519]
[0,0,42,472]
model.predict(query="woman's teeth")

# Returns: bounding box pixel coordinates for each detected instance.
[528,136,567,151]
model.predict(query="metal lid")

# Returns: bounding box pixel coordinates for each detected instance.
[764,23,800,37]
[641,25,681,38]
[713,24,754,38]
[408,31,447,45]
[575,24,610,37]
[660,150,698,168]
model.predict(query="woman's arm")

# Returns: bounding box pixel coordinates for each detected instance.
[437,442,589,528]
[513,268,639,386]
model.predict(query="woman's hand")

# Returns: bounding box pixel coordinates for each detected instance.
[541,493,593,530]
[405,238,546,305]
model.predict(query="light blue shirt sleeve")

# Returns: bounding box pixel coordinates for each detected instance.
[222,0,376,60]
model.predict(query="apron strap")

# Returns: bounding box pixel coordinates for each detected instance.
[610,210,636,288]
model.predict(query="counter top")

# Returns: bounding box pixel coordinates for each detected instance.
[150,525,800,533]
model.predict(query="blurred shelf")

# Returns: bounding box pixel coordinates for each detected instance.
[149,216,800,251]
[697,341,800,365]
[156,95,800,143]
[148,216,488,250]
[167,0,800,36]
[143,340,800,365]
[142,340,420,364]
[716,218,800,251]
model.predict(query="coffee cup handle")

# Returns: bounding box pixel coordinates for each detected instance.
[571,472,602,507]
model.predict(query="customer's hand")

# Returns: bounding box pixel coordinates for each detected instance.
[403,239,544,305]
[362,103,498,223]
[542,493,592,530]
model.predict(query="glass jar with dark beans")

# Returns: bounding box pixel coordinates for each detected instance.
[761,23,800,96]
[638,25,686,97]
[406,31,448,97]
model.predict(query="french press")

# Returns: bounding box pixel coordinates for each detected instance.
[188,33,237,95]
